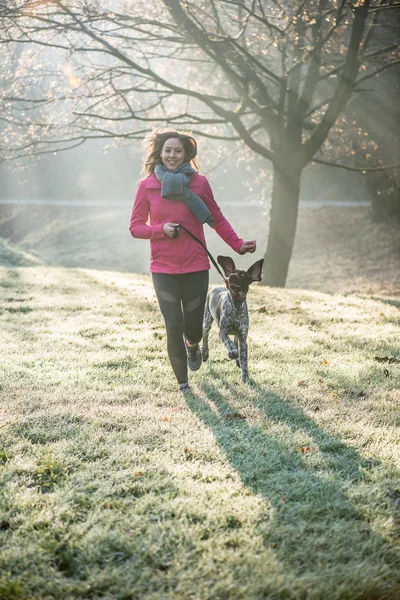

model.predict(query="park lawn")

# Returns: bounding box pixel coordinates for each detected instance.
[0,265,399,600]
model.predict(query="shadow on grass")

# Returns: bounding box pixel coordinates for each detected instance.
[369,296,400,309]
[0,268,21,285]
[185,377,400,596]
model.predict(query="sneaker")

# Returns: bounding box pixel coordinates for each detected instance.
[184,337,202,371]
[179,382,190,393]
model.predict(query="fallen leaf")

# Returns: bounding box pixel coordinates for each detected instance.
[258,306,267,313]
[134,471,143,478]
[297,380,306,387]
[321,359,329,365]
[374,356,400,364]
[128,530,137,537]
[357,391,367,398]
[318,378,323,384]
[226,412,245,421]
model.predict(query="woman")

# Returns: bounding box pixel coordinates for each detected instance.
[129,129,256,392]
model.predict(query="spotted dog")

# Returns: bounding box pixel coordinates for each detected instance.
[202,255,264,383]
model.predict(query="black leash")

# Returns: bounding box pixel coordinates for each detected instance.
[175,224,226,282]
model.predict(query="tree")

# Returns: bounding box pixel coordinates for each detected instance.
[1,0,399,286]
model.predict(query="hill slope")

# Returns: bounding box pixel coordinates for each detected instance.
[0,203,399,296]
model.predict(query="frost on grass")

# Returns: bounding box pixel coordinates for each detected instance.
[0,266,399,599]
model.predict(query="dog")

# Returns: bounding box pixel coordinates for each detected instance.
[202,255,264,383]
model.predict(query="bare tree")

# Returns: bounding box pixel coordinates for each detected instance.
[1,0,399,285]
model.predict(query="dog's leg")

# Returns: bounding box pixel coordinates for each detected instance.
[219,321,238,361]
[234,335,240,368]
[202,298,213,362]
[238,335,248,383]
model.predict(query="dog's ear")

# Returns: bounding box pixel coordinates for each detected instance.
[217,256,236,277]
[247,259,264,282]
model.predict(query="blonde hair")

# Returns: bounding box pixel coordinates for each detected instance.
[141,128,199,176]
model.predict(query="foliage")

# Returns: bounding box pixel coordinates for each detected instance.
[364,163,400,222]
[0,0,398,166]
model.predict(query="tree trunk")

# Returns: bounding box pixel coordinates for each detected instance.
[262,161,302,287]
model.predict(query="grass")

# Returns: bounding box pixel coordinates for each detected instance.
[1,203,399,296]
[0,265,399,599]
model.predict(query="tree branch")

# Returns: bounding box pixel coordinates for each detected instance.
[312,158,400,172]
[301,0,370,164]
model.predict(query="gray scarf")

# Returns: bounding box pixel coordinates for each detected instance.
[154,162,215,227]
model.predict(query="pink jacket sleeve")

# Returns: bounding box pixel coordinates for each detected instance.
[202,179,245,254]
[129,179,165,240]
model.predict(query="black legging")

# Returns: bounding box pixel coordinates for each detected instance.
[152,270,209,384]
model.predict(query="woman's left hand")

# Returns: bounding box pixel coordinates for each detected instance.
[239,240,256,255]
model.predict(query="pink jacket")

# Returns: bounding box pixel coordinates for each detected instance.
[129,173,245,274]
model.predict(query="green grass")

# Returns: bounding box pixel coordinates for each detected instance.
[0,266,399,600]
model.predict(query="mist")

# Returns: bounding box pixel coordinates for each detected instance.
[0,1,399,293]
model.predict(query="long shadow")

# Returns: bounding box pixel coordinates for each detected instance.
[369,296,400,309]
[185,377,400,595]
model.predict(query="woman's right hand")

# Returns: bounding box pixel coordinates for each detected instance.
[163,222,180,238]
